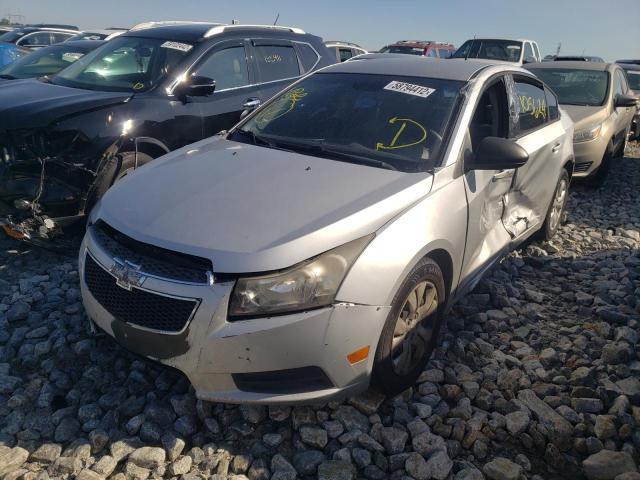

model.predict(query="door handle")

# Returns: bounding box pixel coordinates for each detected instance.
[551,142,561,153]
[243,98,261,109]
[492,169,515,181]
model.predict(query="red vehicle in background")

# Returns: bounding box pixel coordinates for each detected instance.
[379,40,456,58]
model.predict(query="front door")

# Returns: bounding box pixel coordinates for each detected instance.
[459,76,514,284]
[612,68,635,150]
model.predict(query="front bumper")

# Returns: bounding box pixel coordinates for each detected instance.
[572,136,608,177]
[79,229,390,404]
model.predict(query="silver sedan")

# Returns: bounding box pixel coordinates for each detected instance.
[79,55,575,404]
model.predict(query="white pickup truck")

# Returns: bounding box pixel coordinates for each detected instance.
[452,38,542,65]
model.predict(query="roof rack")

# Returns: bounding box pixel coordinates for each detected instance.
[130,21,220,31]
[325,41,362,47]
[204,24,305,38]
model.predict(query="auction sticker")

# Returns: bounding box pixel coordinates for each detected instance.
[384,81,435,98]
[161,41,193,52]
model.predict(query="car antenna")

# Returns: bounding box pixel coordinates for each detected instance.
[465,35,475,61]
[273,13,280,25]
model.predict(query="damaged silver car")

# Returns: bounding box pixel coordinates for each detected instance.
[80,55,575,403]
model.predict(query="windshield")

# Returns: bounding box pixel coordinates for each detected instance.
[50,36,192,92]
[379,45,425,56]
[0,44,92,79]
[0,30,25,43]
[230,72,464,172]
[528,68,609,106]
[624,69,640,91]
[452,39,522,62]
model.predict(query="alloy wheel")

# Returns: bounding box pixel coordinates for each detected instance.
[391,280,439,375]
[549,178,568,232]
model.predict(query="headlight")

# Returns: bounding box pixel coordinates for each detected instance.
[573,123,602,142]
[228,234,374,318]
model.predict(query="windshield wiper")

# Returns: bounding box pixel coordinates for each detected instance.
[231,128,274,147]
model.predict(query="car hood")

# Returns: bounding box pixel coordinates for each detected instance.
[562,104,609,130]
[0,78,132,130]
[96,138,433,273]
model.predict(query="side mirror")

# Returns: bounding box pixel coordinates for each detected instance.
[466,137,529,171]
[615,94,638,108]
[175,75,216,99]
[523,56,537,64]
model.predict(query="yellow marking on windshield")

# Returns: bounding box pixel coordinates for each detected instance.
[133,82,145,91]
[376,117,427,151]
[256,87,307,128]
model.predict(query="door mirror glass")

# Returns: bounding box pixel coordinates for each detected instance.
[615,94,638,108]
[467,137,529,171]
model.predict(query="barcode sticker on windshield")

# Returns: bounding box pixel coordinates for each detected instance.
[161,41,193,52]
[384,81,435,98]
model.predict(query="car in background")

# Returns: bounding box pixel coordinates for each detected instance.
[0,26,14,35]
[324,41,367,62]
[553,55,604,62]
[452,38,541,65]
[527,61,638,185]
[617,59,640,65]
[68,29,128,41]
[619,63,640,140]
[379,40,455,58]
[0,25,79,50]
[0,43,24,68]
[0,40,102,82]
[80,56,574,403]
[0,22,336,242]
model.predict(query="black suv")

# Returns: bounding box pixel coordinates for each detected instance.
[0,22,335,241]
[0,25,79,49]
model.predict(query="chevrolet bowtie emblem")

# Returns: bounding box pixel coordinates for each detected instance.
[110,258,146,291]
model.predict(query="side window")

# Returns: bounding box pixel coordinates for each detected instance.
[193,46,249,90]
[545,86,559,121]
[338,48,353,62]
[254,43,300,82]
[437,48,451,58]
[524,42,535,61]
[615,70,628,95]
[51,33,73,44]
[513,78,549,133]
[19,32,51,46]
[426,48,438,58]
[294,43,320,72]
[532,43,540,61]
[469,78,510,151]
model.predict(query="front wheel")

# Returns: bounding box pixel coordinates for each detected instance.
[372,258,445,397]
[538,169,569,241]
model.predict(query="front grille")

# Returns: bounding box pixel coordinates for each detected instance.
[91,221,212,284]
[574,162,593,173]
[233,367,334,394]
[84,254,199,333]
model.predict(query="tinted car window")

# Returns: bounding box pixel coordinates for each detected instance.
[51,32,73,44]
[0,30,25,43]
[524,42,535,61]
[0,44,89,79]
[254,45,300,82]
[533,43,540,60]
[194,46,249,90]
[514,79,549,133]
[545,86,559,121]
[624,69,640,90]
[19,32,51,46]
[528,68,609,106]
[295,43,319,72]
[53,36,192,92]
[233,73,464,172]
[426,48,438,58]
[452,39,522,62]
[614,69,628,95]
[437,48,452,58]
[339,48,353,62]
[379,45,425,55]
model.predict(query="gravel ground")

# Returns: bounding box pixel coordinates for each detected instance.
[0,143,639,480]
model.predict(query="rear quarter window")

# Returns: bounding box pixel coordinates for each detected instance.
[254,44,300,82]
[514,78,549,134]
[294,42,320,72]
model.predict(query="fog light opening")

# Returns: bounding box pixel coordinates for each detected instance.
[347,346,370,365]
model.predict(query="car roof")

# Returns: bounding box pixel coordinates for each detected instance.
[325,41,364,48]
[326,55,500,81]
[526,60,614,72]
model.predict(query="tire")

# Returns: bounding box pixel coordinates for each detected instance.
[614,128,629,158]
[586,146,612,188]
[372,258,445,397]
[85,151,153,214]
[538,169,569,241]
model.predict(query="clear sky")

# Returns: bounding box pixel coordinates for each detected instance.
[1,0,639,61]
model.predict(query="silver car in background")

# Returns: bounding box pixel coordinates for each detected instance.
[80,56,574,404]
[527,61,638,185]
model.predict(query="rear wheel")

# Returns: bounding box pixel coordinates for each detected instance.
[372,258,445,397]
[538,169,569,241]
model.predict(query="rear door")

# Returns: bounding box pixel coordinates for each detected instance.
[612,68,635,147]
[249,39,303,102]
[501,74,566,237]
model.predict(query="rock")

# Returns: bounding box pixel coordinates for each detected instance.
[127,446,166,469]
[412,430,447,456]
[293,450,325,476]
[124,462,150,480]
[30,443,62,463]
[0,447,29,476]
[405,452,429,480]
[76,469,104,480]
[348,391,385,415]
[54,417,80,442]
[317,460,356,480]
[455,467,485,480]
[332,405,370,432]
[271,454,297,480]
[582,450,637,480]
[240,405,267,424]
[483,457,523,480]
[518,389,572,448]
[162,432,186,461]
[380,426,408,454]
[426,450,453,480]
[573,398,604,414]
[168,455,193,476]
[6,302,29,322]
[92,455,118,476]
[505,411,530,436]
[594,416,617,440]
[300,425,328,449]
